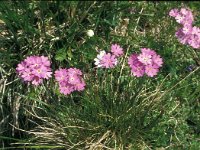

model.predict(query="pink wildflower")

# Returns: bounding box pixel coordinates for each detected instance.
[182,24,193,35]
[101,53,117,68]
[128,54,139,66]
[21,68,33,81]
[175,26,200,49]
[54,68,85,95]
[137,53,152,65]
[175,28,190,44]
[188,34,200,49]
[74,80,86,91]
[68,74,80,85]
[141,48,156,55]
[111,44,124,57]
[152,54,163,67]
[128,48,163,77]
[130,63,145,77]
[68,68,83,76]
[94,43,124,69]
[16,55,52,86]
[145,64,159,77]
[59,84,74,95]
[54,69,68,83]
[170,8,194,26]
[169,8,179,17]
[169,8,200,48]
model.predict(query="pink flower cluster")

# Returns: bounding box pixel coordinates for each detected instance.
[169,8,200,49]
[169,8,194,26]
[128,48,163,77]
[16,56,86,95]
[16,56,52,85]
[94,44,124,68]
[54,68,86,95]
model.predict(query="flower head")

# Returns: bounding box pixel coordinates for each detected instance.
[16,56,52,86]
[111,44,124,57]
[137,53,152,65]
[128,48,163,77]
[68,68,83,76]
[169,8,179,17]
[59,84,74,95]
[94,43,124,69]
[87,29,94,37]
[54,69,68,83]
[169,8,200,49]
[130,62,145,77]
[74,80,86,91]
[152,54,163,67]
[169,8,194,26]
[175,26,200,49]
[54,68,85,95]
[101,53,118,68]
[128,54,139,66]
[145,64,159,77]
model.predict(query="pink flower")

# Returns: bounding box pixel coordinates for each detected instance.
[175,26,200,49]
[169,8,194,26]
[41,56,51,66]
[145,64,159,77]
[192,26,200,35]
[54,69,68,83]
[152,54,163,67]
[16,55,52,86]
[188,26,200,49]
[180,8,194,25]
[169,7,200,49]
[172,8,194,25]
[59,84,74,95]
[175,28,190,44]
[74,80,86,91]
[169,9,179,17]
[141,48,156,56]
[94,44,124,69]
[68,68,83,76]
[137,53,152,65]
[130,63,145,77]
[182,24,193,34]
[175,14,184,24]
[128,54,139,66]
[32,65,50,79]
[128,48,163,78]
[111,44,124,57]
[101,53,117,68]
[54,67,86,95]
[188,35,200,49]
[21,68,33,81]
[16,62,26,73]
[68,74,80,85]
[128,54,145,77]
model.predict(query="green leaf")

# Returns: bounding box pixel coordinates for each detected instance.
[55,49,67,61]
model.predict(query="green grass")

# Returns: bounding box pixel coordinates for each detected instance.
[0,1,200,149]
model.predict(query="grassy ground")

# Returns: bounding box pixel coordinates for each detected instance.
[0,1,200,149]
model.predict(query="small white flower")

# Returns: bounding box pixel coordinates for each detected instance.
[87,29,94,37]
[94,50,106,67]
